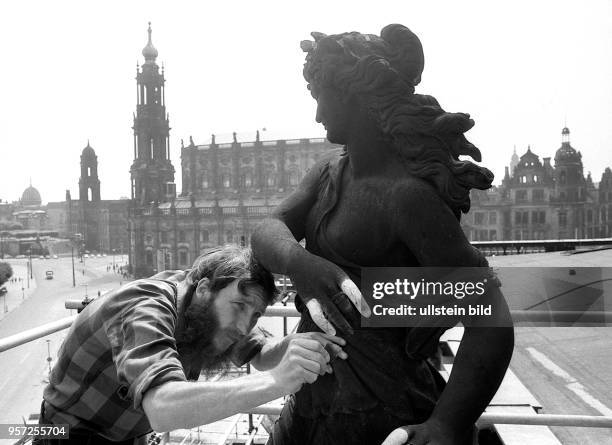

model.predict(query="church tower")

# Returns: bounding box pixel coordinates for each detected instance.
[130,23,175,206]
[554,126,585,203]
[79,141,101,202]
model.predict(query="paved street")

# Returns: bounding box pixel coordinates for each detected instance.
[490,250,612,444]
[0,255,127,444]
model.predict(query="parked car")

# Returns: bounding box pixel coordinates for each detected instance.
[52,255,58,259]
[15,255,26,259]
[45,271,54,280]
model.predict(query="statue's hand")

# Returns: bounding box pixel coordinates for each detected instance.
[381,420,466,445]
[289,253,371,335]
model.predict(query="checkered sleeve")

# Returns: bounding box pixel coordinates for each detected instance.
[105,281,187,410]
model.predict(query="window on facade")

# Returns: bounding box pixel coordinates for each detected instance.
[179,250,187,266]
[560,171,566,185]
[178,231,185,242]
[489,212,497,225]
[533,175,538,183]
[145,233,153,243]
[531,211,545,225]
[202,177,208,189]
[587,210,593,223]
[201,230,209,243]
[266,174,275,187]
[489,230,497,241]
[222,174,231,188]
[244,173,252,187]
[559,212,567,227]
[289,171,299,186]
[533,189,544,202]
[515,211,529,225]
[160,231,168,243]
[474,212,485,225]
[226,230,233,243]
[145,251,153,266]
[516,190,527,203]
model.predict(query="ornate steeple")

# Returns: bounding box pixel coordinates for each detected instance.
[130,23,175,205]
[142,22,158,65]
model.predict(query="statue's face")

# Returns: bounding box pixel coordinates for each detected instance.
[314,86,350,145]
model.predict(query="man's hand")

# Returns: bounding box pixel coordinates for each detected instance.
[253,332,348,371]
[289,252,371,335]
[268,332,347,394]
[382,420,471,445]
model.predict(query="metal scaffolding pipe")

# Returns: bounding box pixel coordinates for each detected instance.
[246,404,612,428]
[0,315,76,353]
[3,304,611,355]
[477,412,612,428]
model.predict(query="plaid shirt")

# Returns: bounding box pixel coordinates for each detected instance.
[42,275,265,441]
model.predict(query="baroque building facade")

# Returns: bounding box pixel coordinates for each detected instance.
[462,127,612,241]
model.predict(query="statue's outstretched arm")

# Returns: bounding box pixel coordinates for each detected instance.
[251,160,370,336]
[384,179,514,445]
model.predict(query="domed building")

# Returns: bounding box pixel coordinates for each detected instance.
[20,182,42,207]
[11,181,48,230]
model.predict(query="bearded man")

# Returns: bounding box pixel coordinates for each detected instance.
[251,24,514,445]
[34,244,346,444]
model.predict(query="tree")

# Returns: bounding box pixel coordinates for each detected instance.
[0,262,13,286]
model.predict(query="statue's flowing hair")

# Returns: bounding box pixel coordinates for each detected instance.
[301,24,494,215]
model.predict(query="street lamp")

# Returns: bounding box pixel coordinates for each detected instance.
[28,248,33,279]
[71,244,76,287]
[46,339,52,375]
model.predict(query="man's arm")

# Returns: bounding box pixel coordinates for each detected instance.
[142,334,341,432]
[387,180,514,444]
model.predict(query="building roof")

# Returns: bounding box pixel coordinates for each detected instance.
[81,141,96,158]
[555,126,582,164]
[20,185,42,206]
[141,22,158,64]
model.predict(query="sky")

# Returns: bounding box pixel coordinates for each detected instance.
[1,0,611,203]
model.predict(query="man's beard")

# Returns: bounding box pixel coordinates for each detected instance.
[175,297,234,380]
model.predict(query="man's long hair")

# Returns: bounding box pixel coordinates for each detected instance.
[184,244,278,308]
[301,24,494,215]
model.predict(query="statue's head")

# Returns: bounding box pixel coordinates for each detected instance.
[301,24,493,215]
[302,25,423,101]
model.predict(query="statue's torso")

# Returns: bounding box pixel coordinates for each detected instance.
[304,154,425,269]
[294,152,446,421]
